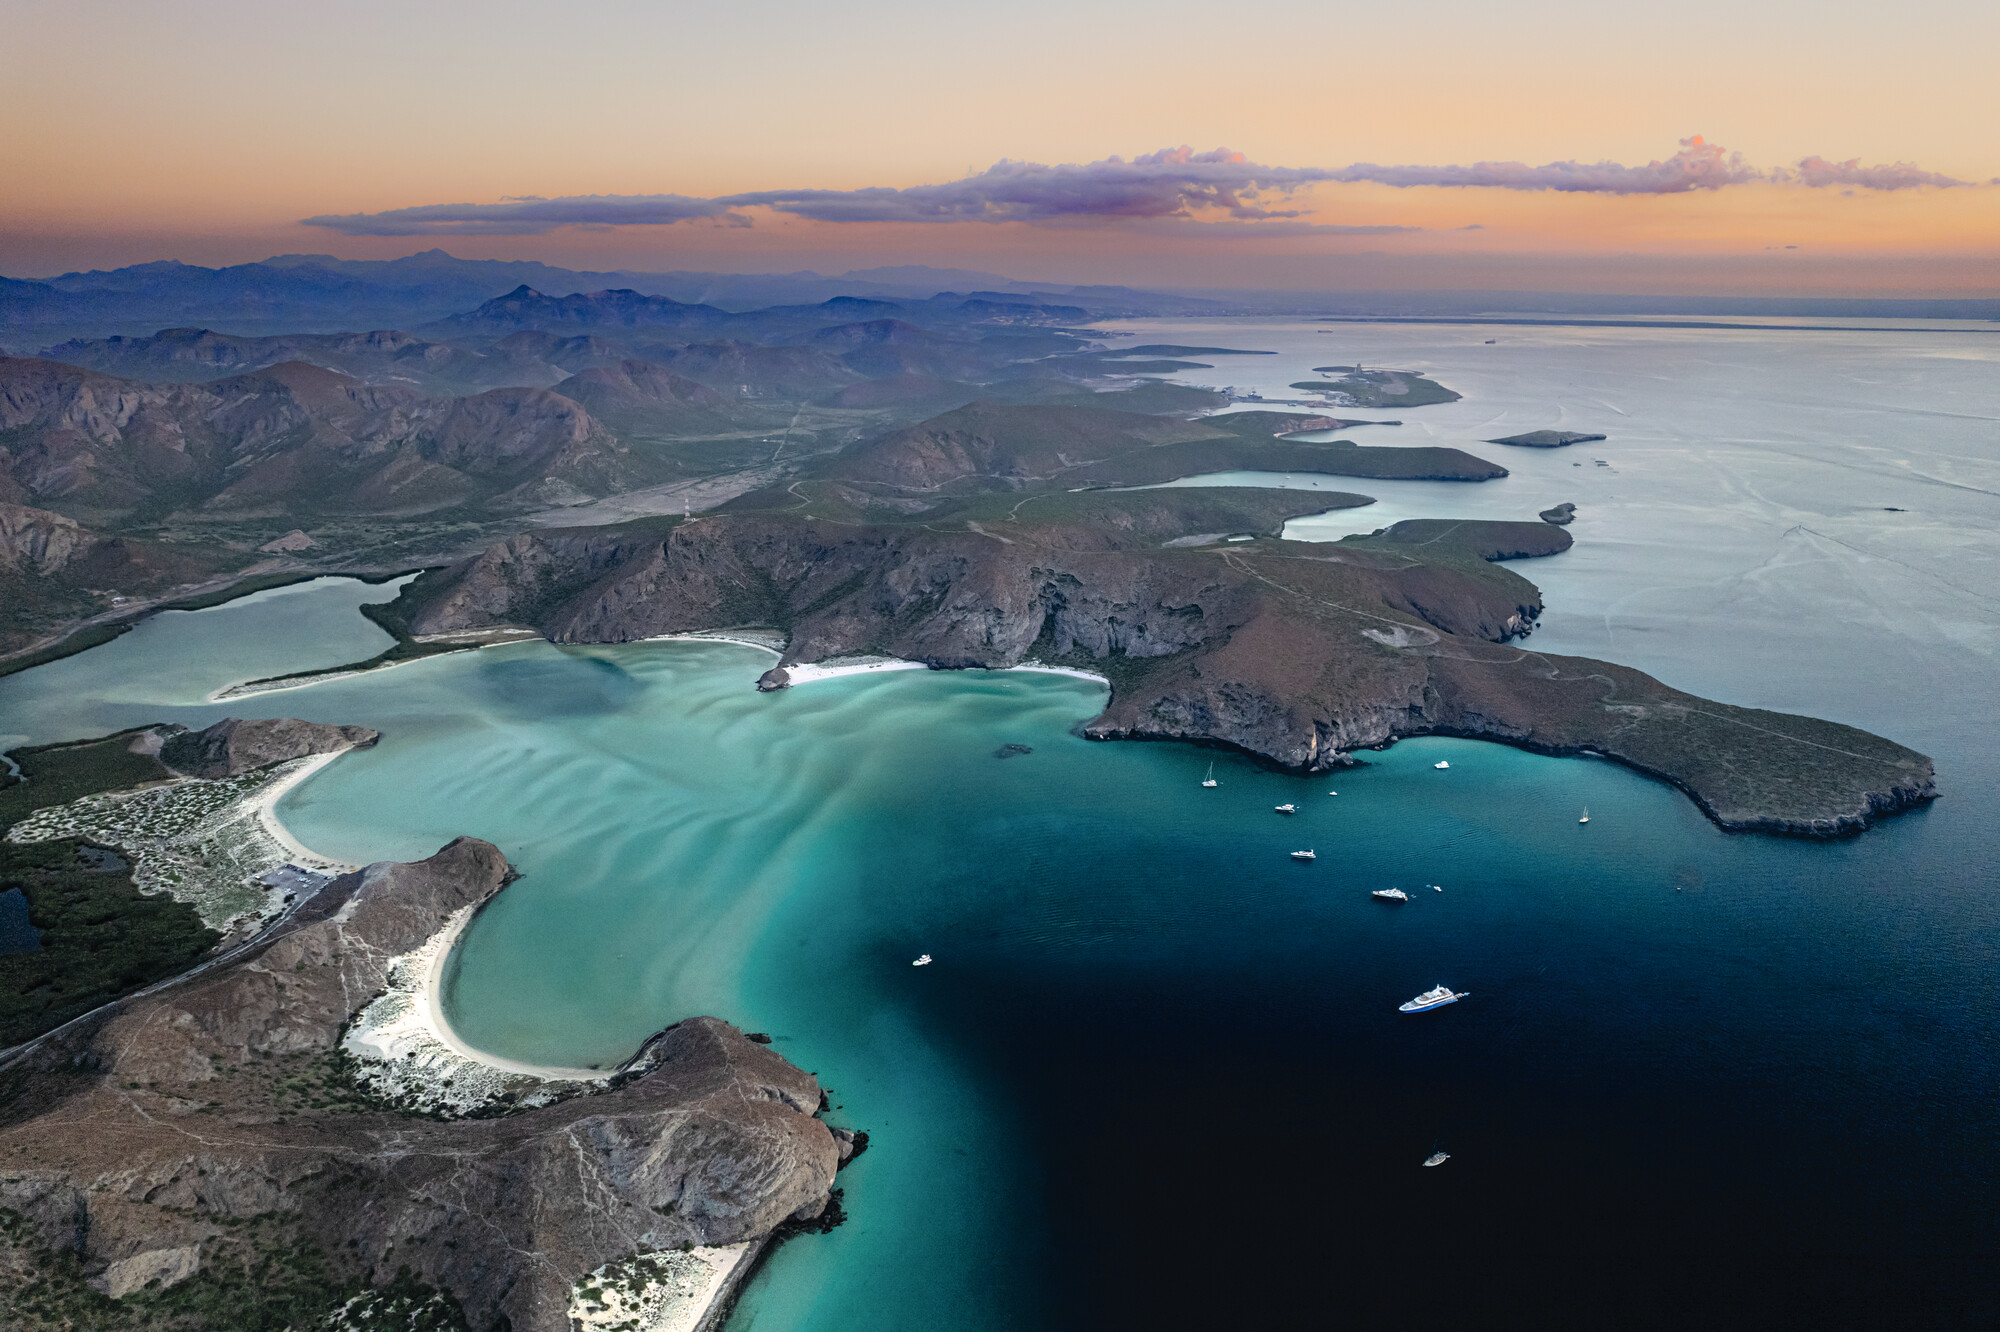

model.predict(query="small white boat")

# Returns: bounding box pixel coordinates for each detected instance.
[1372,888,1408,902]
[912,954,932,966]
[1274,803,1297,814]
[1327,790,1338,796]
[1291,850,1316,861]
[1399,984,1467,1013]
[1423,1151,1451,1167]
[1579,807,1590,824]
[1432,884,1442,892]
[1202,761,1218,789]
[1434,760,1450,770]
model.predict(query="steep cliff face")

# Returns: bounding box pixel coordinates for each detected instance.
[0,838,838,1332]
[392,503,1934,835]
[0,504,93,575]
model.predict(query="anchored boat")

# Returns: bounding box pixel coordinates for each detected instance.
[1434,760,1451,770]
[1399,985,1467,1013]
[912,954,932,967]
[1202,761,1217,788]
[1274,803,1297,814]
[1372,888,1408,902]
[1291,850,1316,861]
[1423,1151,1451,1167]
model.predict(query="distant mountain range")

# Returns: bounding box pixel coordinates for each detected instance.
[10,249,1992,349]
[0,250,1220,346]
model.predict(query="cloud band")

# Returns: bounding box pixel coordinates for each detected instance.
[303,140,1974,237]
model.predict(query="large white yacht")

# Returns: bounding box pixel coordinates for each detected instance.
[1398,985,1467,1012]
[912,954,932,967]
[1372,888,1408,902]
[1290,849,1316,861]
[1423,1151,1451,1167]
[1274,803,1297,814]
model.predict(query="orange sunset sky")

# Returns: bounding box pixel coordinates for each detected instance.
[4,0,1997,294]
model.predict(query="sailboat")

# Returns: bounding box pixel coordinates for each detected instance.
[1579,807,1590,824]
[1201,761,1218,788]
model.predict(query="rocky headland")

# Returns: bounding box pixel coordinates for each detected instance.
[384,483,1936,837]
[0,837,844,1331]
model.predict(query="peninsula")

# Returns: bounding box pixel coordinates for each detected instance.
[0,836,846,1331]
[384,470,1935,836]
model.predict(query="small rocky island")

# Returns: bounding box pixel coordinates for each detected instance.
[1488,430,1607,447]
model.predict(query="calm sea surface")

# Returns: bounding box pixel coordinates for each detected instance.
[1,320,1994,1326]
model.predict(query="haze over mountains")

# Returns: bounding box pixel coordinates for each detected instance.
[7,249,1994,350]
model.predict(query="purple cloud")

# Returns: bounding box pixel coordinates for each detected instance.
[302,194,735,237]
[1792,156,1969,189]
[1329,136,1764,194]
[718,147,1334,222]
[302,141,1976,236]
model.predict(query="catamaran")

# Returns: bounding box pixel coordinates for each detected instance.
[1274,803,1297,814]
[1291,850,1316,861]
[1399,984,1467,1013]
[1372,888,1408,902]
[1202,762,1218,788]
[912,954,932,967]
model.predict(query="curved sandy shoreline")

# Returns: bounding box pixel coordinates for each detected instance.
[251,751,359,873]
[415,904,606,1082]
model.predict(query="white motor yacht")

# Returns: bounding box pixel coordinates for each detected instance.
[1274,803,1297,814]
[1372,888,1408,902]
[1434,760,1450,769]
[1423,1151,1451,1167]
[911,954,932,967]
[1399,984,1467,1013]
[1291,850,1316,861]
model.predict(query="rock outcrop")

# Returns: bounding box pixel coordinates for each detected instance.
[0,503,93,576]
[1488,430,1607,447]
[0,837,838,1332]
[158,716,379,778]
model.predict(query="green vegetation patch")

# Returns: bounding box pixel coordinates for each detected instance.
[0,734,218,1047]
[0,1208,464,1332]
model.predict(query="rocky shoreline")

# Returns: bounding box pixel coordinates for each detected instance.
[384,497,1936,838]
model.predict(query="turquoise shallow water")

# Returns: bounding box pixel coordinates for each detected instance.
[2,320,1996,1324]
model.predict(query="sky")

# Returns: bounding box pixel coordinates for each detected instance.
[4,0,1998,295]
